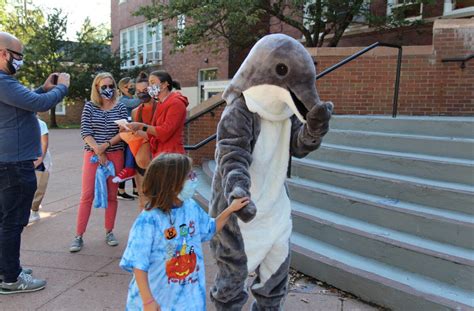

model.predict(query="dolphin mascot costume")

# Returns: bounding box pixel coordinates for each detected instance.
[209,33,333,310]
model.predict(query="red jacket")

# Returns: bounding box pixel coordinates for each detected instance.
[148,91,188,156]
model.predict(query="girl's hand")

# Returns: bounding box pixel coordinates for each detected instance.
[98,153,108,166]
[229,197,250,212]
[143,300,160,311]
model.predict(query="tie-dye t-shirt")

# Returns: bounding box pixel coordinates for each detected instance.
[120,199,216,311]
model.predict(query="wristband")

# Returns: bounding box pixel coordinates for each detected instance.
[143,298,155,306]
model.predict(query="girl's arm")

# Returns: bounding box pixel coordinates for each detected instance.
[134,268,161,311]
[215,197,250,232]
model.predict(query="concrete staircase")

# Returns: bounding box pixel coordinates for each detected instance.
[194,115,474,311]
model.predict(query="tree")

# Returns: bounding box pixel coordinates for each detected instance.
[67,18,122,102]
[136,0,434,50]
[2,5,67,127]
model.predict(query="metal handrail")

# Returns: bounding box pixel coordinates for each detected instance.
[185,42,404,152]
[184,99,225,150]
[316,42,403,118]
[442,54,474,69]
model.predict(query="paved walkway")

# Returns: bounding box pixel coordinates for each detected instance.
[0,129,380,311]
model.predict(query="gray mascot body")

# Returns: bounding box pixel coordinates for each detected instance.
[209,34,332,310]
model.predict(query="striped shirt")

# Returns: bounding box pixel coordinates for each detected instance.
[80,101,128,152]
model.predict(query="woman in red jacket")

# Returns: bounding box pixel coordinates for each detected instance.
[120,70,188,168]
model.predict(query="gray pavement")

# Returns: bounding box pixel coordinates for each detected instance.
[0,129,380,311]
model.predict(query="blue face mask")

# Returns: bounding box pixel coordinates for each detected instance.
[178,178,198,201]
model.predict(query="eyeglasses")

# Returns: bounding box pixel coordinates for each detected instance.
[100,84,115,90]
[5,48,24,60]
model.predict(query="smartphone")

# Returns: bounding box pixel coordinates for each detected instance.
[52,74,58,85]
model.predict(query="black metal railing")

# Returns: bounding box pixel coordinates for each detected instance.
[185,42,404,152]
[184,99,226,150]
[442,54,474,69]
[316,42,402,118]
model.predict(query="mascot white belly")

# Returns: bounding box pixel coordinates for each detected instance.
[239,88,294,285]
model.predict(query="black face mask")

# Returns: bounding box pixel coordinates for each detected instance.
[137,91,151,103]
[128,87,136,95]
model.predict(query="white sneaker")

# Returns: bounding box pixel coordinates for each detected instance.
[29,211,40,223]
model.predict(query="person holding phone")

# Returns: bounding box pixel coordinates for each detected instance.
[0,31,69,294]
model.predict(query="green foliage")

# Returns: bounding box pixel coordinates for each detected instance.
[67,18,122,101]
[134,0,267,53]
[136,0,436,50]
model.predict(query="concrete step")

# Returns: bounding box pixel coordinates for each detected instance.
[312,143,474,186]
[324,129,474,160]
[330,115,474,139]
[287,177,474,250]
[195,163,474,311]
[291,201,474,291]
[291,158,474,216]
[291,232,474,311]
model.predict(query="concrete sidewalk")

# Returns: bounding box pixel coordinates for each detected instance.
[0,129,380,311]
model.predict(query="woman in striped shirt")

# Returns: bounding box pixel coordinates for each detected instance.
[69,72,128,253]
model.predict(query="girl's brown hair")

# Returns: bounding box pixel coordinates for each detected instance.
[142,153,192,213]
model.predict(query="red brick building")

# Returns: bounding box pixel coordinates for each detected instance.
[44,1,472,126]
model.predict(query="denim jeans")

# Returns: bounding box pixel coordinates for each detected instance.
[0,161,36,283]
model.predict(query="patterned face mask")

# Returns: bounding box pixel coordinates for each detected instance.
[100,88,115,99]
[147,84,160,99]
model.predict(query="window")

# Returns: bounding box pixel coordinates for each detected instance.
[387,0,423,20]
[443,0,474,17]
[120,22,163,69]
[198,68,218,102]
[50,101,66,115]
[137,25,144,65]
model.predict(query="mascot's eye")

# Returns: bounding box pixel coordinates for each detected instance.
[275,63,288,76]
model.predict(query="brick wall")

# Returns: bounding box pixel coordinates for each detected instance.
[187,19,474,163]
[38,100,85,128]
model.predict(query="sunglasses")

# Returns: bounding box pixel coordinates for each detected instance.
[100,84,115,90]
[2,48,23,60]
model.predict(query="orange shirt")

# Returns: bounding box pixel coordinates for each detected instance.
[132,101,156,125]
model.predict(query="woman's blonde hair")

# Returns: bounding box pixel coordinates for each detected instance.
[118,77,132,94]
[90,72,118,106]
[142,153,192,213]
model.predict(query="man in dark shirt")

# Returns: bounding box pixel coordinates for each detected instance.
[0,31,70,294]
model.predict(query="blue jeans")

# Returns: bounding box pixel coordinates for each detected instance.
[0,161,36,283]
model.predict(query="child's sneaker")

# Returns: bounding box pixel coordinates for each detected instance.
[106,232,119,247]
[29,211,40,223]
[0,271,46,294]
[69,236,83,253]
[112,168,136,183]
[117,191,135,201]
[132,189,139,197]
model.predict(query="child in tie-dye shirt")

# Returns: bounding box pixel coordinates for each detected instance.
[120,153,249,311]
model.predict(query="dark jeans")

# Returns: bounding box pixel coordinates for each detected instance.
[0,161,36,283]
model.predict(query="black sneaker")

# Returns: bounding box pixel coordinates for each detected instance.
[117,192,135,201]
[132,190,139,197]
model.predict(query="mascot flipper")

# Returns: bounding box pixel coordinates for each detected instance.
[210,34,333,310]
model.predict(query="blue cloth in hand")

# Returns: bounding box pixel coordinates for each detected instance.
[90,155,115,208]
